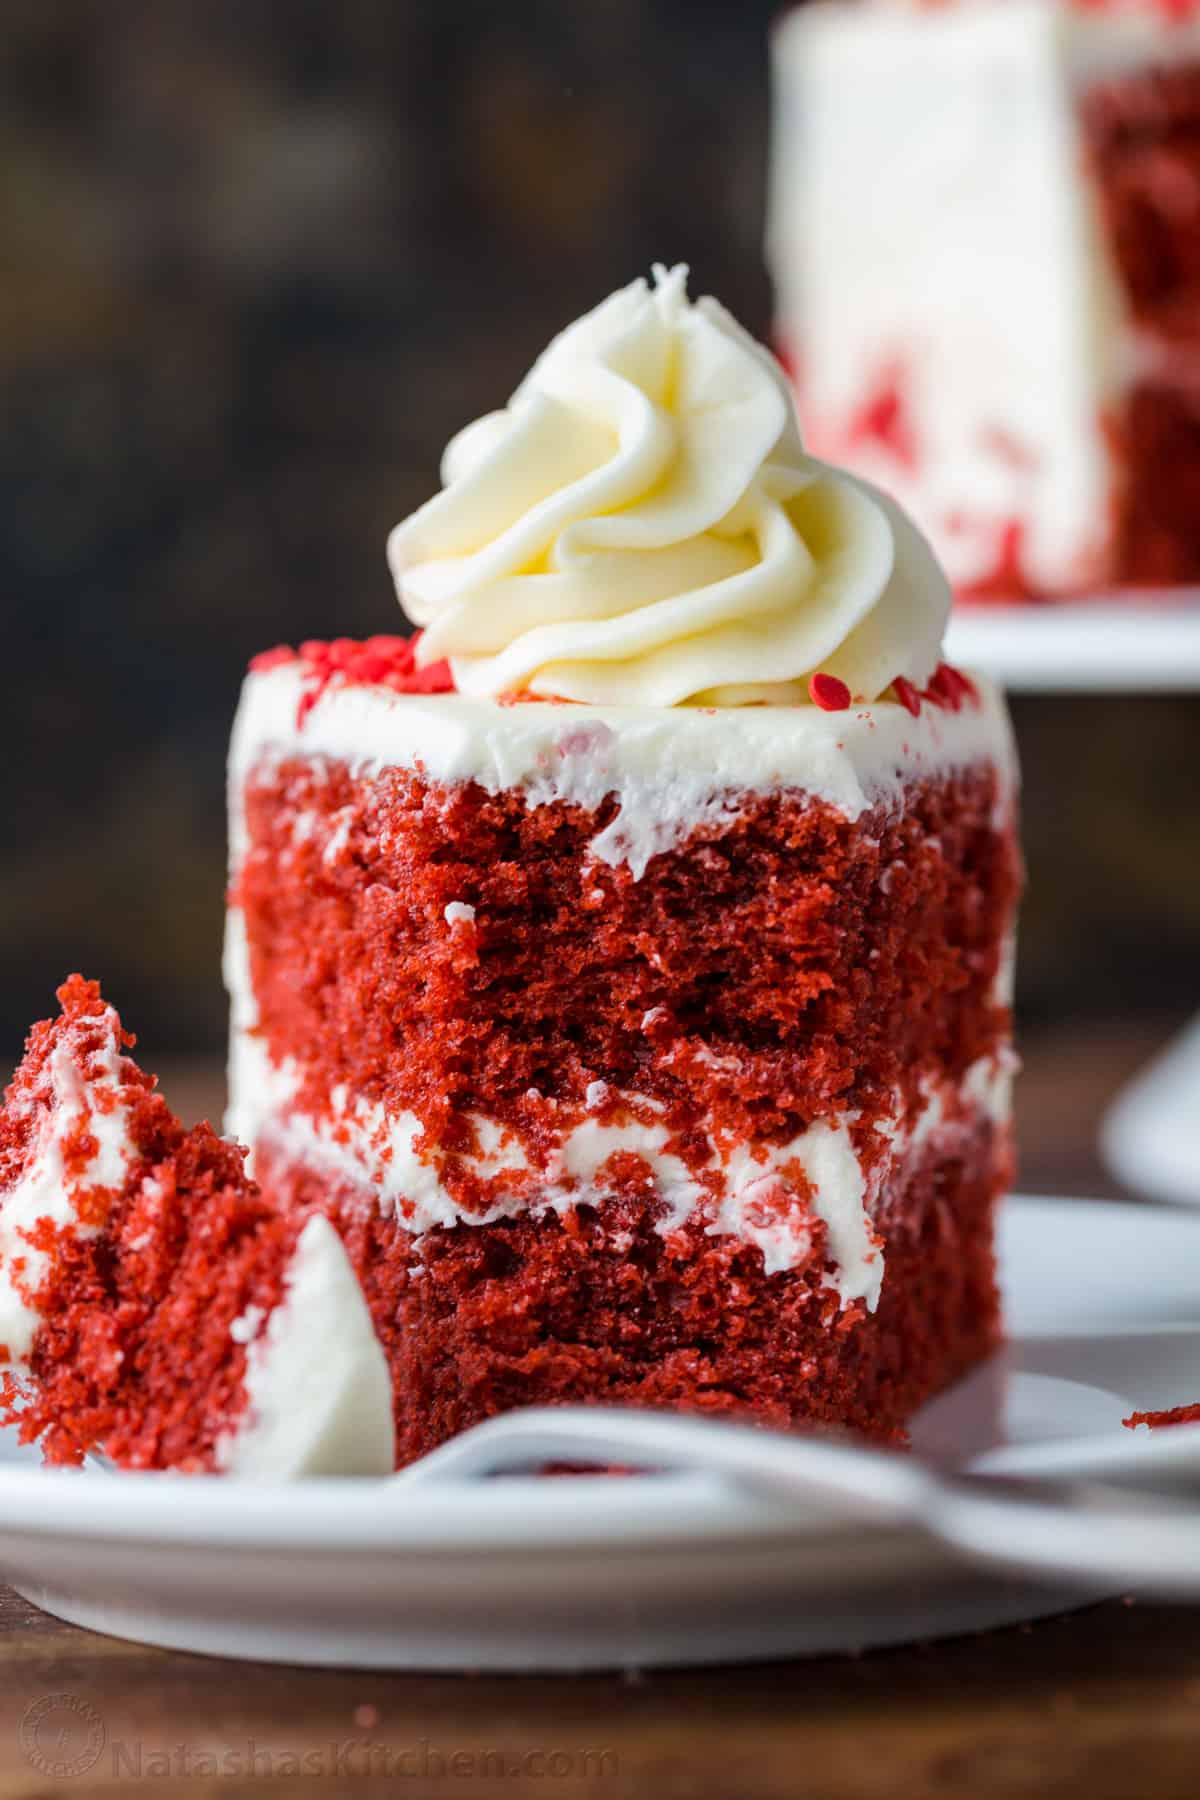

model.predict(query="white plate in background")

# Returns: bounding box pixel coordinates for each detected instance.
[1102,1015,1200,1209]
[945,596,1200,692]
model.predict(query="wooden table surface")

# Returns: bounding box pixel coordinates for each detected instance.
[1,1022,1197,1800]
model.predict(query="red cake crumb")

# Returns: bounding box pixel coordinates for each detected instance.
[926,662,978,712]
[809,672,852,711]
[248,632,454,728]
[247,645,298,674]
[0,979,305,1470]
[892,676,923,718]
[1123,1403,1200,1430]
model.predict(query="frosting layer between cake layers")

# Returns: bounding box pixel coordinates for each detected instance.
[226,665,1019,1316]
[0,1005,132,1364]
[226,992,1013,1313]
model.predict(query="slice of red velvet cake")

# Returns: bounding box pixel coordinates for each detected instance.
[0,977,393,1474]
[226,266,1022,1465]
[0,270,1018,1480]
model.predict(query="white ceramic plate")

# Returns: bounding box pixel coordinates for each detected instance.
[1,1194,1197,1671]
[944,595,1200,692]
[1102,1015,1200,1209]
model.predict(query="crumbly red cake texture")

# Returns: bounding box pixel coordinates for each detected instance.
[235,758,1017,1169]
[1123,1403,1200,1430]
[0,977,304,1470]
[232,682,1020,1457]
[1082,65,1200,337]
[256,1119,1004,1464]
[1080,64,1200,583]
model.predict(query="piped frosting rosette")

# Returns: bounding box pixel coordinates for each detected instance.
[388,265,950,708]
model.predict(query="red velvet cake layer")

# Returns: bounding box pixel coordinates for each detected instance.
[234,762,1018,1167]
[1113,378,1200,582]
[1083,66,1200,335]
[1083,63,1200,581]
[255,1115,1005,1459]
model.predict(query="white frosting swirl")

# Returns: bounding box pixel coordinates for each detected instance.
[388,265,949,707]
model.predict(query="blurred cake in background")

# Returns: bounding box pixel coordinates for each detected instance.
[769,0,1200,597]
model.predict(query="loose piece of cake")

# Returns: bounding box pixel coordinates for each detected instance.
[1124,1403,1200,1429]
[770,0,1200,593]
[228,266,1022,1465]
[0,977,393,1474]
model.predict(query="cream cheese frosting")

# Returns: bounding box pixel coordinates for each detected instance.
[226,998,873,1296]
[0,1016,132,1365]
[217,1215,396,1479]
[387,264,951,706]
[229,662,1017,879]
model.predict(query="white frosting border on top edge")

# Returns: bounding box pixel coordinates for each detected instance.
[228,664,1017,878]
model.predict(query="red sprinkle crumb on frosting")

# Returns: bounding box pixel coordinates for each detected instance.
[1123,1403,1200,1430]
[249,634,454,726]
[925,662,965,711]
[892,664,978,719]
[808,672,852,712]
[892,676,923,718]
[250,640,978,730]
[247,645,296,673]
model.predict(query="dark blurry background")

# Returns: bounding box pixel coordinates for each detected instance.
[2,0,1197,1092]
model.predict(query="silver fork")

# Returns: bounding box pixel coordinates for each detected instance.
[390,1405,1200,1598]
